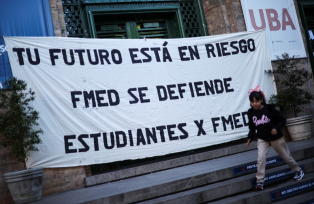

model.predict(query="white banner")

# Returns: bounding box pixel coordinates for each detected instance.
[5,30,276,168]
[241,0,306,60]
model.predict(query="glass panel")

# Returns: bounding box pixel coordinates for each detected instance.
[137,21,169,39]
[92,12,180,39]
[96,23,128,39]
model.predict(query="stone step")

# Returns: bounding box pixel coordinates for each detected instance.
[272,190,314,204]
[208,172,314,204]
[137,157,314,204]
[31,138,314,204]
[86,141,258,186]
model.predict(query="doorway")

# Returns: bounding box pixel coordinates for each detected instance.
[88,11,184,39]
[92,11,183,39]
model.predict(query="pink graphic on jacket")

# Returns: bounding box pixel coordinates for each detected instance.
[253,115,271,126]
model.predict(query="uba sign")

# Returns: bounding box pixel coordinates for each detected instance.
[241,0,306,60]
[249,9,296,31]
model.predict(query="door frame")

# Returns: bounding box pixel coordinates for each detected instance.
[85,3,185,38]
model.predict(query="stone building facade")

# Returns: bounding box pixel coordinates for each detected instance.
[0,0,313,203]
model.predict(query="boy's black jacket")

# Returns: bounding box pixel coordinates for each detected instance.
[248,104,286,141]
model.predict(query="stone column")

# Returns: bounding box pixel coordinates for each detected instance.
[201,0,246,35]
[50,0,67,37]
[230,0,246,32]
[42,166,90,196]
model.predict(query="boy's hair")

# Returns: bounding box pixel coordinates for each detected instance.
[249,91,266,105]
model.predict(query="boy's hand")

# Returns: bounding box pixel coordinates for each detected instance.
[246,139,251,147]
[271,129,277,135]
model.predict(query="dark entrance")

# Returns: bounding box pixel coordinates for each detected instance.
[298,1,314,73]
[93,12,182,39]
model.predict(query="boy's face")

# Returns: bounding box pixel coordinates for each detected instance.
[250,97,263,110]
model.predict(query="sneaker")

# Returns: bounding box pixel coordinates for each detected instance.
[294,169,304,181]
[255,182,264,190]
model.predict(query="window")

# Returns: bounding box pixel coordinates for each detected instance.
[62,0,208,39]
[92,12,182,39]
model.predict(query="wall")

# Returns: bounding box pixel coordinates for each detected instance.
[32,0,92,199]
[43,1,313,199]
[2,1,312,202]
[272,58,314,141]
[0,1,86,203]
[50,0,68,37]
[274,0,314,136]
[39,0,91,198]
[202,0,246,35]
[0,134,25,204]
[42,166,91,196]
[0,141,91,204]
[1,107,91,204]
[293,0,314,123]
[201,0,314,140]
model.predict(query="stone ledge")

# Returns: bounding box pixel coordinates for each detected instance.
[31,138,314,204]
[271,190,314,204]
[85,141,258,186]
[138,158,314,204]
[209,172,314,204]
